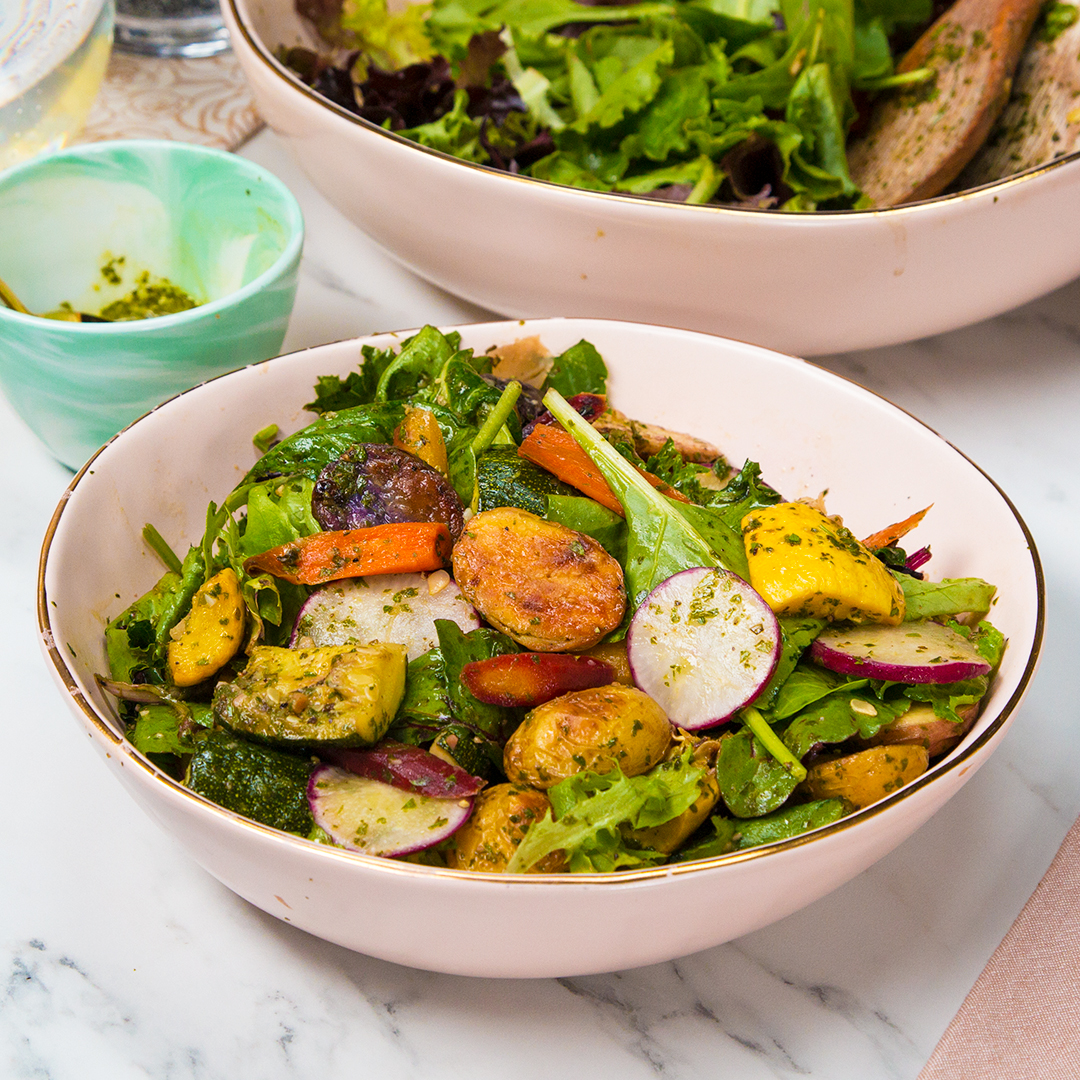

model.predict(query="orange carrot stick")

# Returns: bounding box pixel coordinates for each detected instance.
[519,425,624,513]
[244,522,452,585]
[518,425,690,515]
[862,505,933,551]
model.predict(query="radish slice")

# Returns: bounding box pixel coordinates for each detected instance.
[627,567,781,731]
[307,765,473,856]
[323,742,485,799]
[810,621,992,684]
[291,573,479,660]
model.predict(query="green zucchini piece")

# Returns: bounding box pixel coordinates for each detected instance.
[475,447,577,516]
[213,642,407,747]
[185,729,315,833]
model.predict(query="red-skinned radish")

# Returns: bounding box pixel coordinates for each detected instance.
[307,766,473,856]
[322,742,484,799]
[461,653,614,708]
[291,572,479,660]
[810,621,991,684]
[627,567,780,731]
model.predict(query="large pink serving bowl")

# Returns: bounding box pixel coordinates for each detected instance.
[38,319,1043,977]
[222,0,1080,356]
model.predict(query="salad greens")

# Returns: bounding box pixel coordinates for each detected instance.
[102,325,1005,875]
[284,0,936,209]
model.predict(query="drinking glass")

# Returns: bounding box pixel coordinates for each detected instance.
[0,0,115,171]
[114,0,230,57]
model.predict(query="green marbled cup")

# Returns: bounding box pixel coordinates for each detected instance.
[0,139,303,469]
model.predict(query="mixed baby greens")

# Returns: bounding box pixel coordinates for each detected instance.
[282,0,939,209]
[101,326,1004,873]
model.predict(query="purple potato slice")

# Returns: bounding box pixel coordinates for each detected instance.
[312,443,465,540]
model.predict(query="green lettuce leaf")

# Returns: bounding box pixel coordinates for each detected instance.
[435,619,521,741]
[507,751,707,872]
[751,616,828,711]
[714,726,802,817]
[542,339,610,396]
[781,689,910,759]
[545,494,627,562]
[898,575,998,621]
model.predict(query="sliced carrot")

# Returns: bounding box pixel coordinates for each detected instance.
[518,425,690,516]
[461,653,615,708]
[862,505,933,551]
[244,522,452,585]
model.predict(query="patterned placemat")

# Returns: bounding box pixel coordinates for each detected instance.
[77,48,263,151]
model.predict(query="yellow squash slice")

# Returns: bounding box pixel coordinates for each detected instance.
[741,503,905,624]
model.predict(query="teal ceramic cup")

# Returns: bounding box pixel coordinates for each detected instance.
[0,139,303,469]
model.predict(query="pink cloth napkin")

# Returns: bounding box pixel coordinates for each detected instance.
[919,814,1080,1078]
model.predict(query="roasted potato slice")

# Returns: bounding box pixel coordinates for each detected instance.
[868,702,979,758]
[447,784,566,873]
[451,506,625,651]
[504,684,672,789]
[800,744,929,810]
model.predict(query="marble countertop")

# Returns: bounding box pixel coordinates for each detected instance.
[4,127,1079,1080]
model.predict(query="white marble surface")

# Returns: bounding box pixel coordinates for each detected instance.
[3,127,1079,1079]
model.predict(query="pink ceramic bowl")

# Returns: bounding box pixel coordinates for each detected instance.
[223,0,1080,356]
[38,319,1043,977]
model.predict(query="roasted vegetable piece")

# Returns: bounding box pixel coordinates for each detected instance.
[311,443,465,540]
[185,728,315,834]
[323,741,485,798]
[167,568,245,687]
[810,621,992,683]
[475,447,578,517]
[518,424,623,513]
[742,502,905,624]
[213,642,407,747]
[580,640,635,685]
[244,522,452,585]
[862,505,932,551]
[447,784,567,873]
[868,702,979,757]
[517,425,690,515]
[504,685,672,789]
[800,744,930,810]
[451,506,625,651]
[292,573,479,660]
[307,766,473,855]
[461,652,615,707]
[393,406,449,475]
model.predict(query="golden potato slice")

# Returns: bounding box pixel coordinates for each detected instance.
[451,506,625,651]
[447,784,566,873]
[801,744,929,810]
[504,684,672,789]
